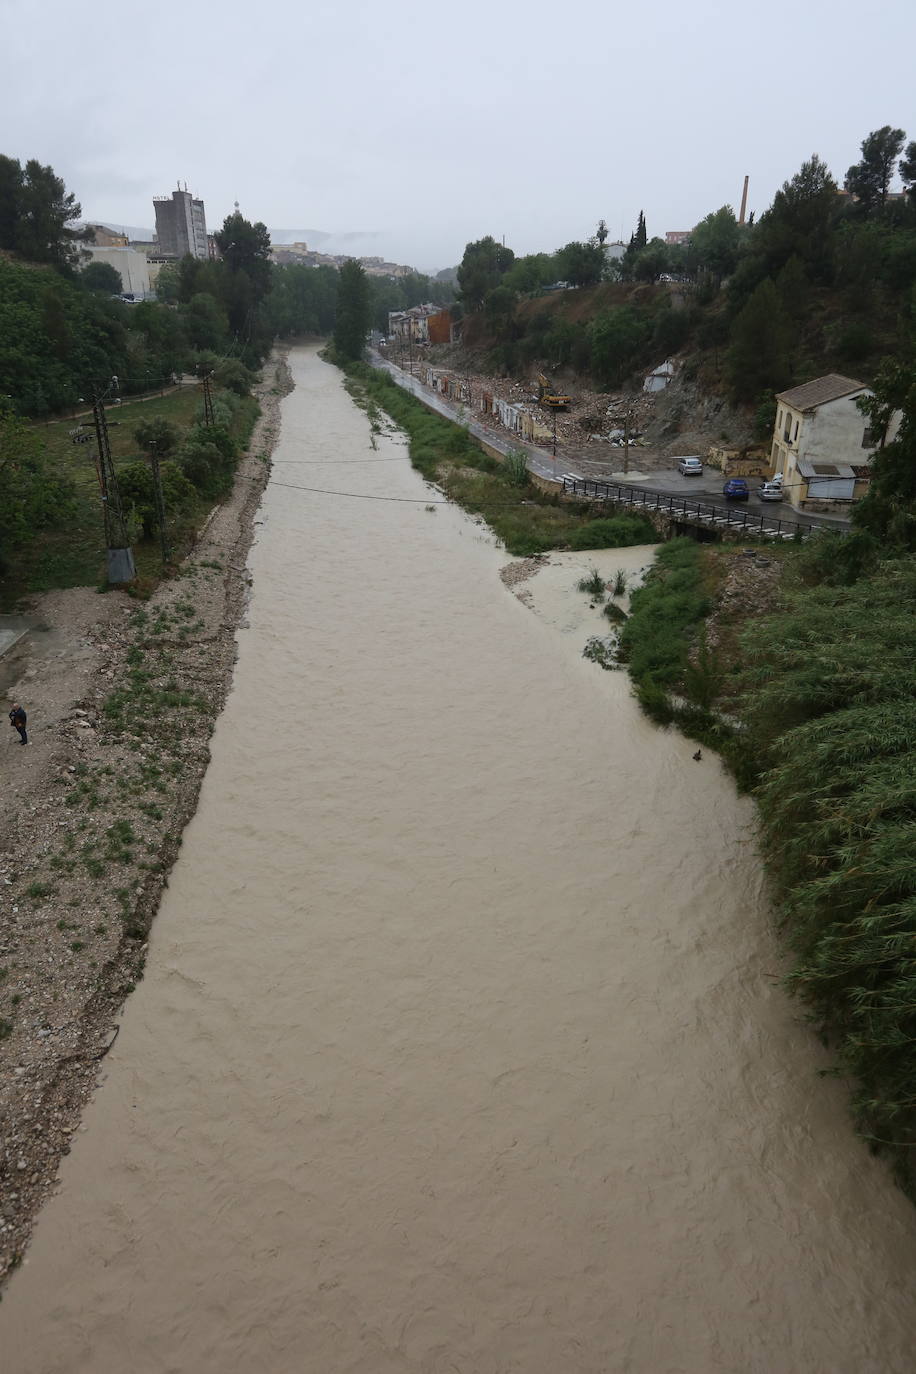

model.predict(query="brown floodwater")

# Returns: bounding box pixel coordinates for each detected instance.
[4,345,916,1372]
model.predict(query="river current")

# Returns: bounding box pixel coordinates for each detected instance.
[4,345,916,1372]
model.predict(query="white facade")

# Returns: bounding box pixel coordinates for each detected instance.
[80,245,151,297]
[772,376,902,509]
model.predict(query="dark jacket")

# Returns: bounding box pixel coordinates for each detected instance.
[9,707,26,728]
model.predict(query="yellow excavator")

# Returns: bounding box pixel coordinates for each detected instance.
[536,373,572,410]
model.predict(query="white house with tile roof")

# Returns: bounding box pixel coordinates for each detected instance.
[771,374,901,511]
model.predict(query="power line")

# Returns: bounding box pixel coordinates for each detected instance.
[268,480,447,504]
[271,457,410,465]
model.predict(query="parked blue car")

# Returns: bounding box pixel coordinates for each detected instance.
[723,478,750,500]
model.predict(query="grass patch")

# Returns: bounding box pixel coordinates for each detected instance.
[567,515,657,550]
[618,539,711,714]
[1,386,259,609]
[576,568,606,598]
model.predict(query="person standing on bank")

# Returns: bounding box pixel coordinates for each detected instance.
[9,702,27,745]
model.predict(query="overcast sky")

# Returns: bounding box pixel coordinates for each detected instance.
[3,0,913,273]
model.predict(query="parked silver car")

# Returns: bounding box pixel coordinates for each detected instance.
[758,479,784,501]
[676,456,704,476]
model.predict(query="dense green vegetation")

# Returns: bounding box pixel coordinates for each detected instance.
[740,558,916,1187]
[456,126,916,404]
[617,357,916,1195]
[338,360,656,556]
[0,383,258,606]
[618,540,712,717]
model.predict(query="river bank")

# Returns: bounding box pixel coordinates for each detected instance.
[0,350,292,1284]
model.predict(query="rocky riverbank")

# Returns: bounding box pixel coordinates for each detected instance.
[0,350,292,1284]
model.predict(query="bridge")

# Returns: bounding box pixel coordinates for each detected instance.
[561,476,819,541]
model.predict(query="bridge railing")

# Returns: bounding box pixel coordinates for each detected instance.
[561,476,817,540]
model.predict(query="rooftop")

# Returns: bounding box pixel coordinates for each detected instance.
[776,374,867,412]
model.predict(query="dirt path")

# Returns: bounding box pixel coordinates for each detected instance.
[0,350,292,1284]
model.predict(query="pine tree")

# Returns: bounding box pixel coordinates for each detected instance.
[333,259,371,361]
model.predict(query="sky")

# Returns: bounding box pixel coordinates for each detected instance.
[3,0,914,274]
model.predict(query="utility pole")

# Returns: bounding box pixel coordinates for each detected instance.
[623,407,630,475]
[201,371,215,427]
[148,440,170,566]
[552,407,558,463]
[91,384,135,582]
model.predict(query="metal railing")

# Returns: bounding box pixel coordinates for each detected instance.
[561,476,818,539]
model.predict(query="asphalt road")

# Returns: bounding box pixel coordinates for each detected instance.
[370,352,851,534]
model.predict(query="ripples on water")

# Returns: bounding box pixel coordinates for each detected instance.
[4,346,916,1374]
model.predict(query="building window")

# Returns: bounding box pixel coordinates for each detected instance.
[792,420,799,442]
[862,426,877,448]
[776,408,783,432]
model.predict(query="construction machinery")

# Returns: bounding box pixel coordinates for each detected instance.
[536,373,572,410]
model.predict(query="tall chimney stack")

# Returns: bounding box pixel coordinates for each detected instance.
[738,175,749,225]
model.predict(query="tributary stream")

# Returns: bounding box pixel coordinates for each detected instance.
[5,346,916,1372]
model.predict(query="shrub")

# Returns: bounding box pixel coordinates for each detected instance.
[213,359,256,396]
[577,568,606,597]
[503,448,530,487]
[567,514,656,549]
[118,460,195,537]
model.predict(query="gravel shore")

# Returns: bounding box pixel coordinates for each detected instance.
[0,350,292,1284]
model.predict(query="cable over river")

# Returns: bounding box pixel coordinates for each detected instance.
[4,344,916,1372]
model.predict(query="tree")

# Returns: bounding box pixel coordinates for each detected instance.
[0,404,76,569]
[82,261,123,294]
[620,211,649,279]
[845,126,906,215]
[900,141,916,201]
[181,292,229,352]
[456,236,515,310]
[588,307,651,386]
[483,284,518,337]
[0,154,22,250]
[502,253,556,295]
[854,358,916,547]
[214,212,272,293]
[0,158,87,268]
[179,424,237,498]
[119,459,194,537]
[555,240,606,287]
[134,418,180,461]
[333,258,371,360]
[630,237,670,283]
[213,359,255,396]
[688,206,740,282]
[745,155,838,288]
[726,278,792,401]
[154,261,182,303]
[595,219,609,246]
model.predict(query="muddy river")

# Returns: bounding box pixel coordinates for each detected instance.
[4,345,916,1372]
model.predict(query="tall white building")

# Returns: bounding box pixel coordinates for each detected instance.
[153,186,208,260]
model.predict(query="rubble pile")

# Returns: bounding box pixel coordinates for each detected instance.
[395,344,753,480]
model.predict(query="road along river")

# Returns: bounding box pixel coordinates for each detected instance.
[4,344,916,1373]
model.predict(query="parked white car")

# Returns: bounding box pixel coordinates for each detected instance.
[758,477,784,501]
[676,456,704,476]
